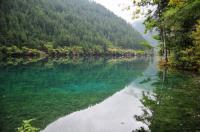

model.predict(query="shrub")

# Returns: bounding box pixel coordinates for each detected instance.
[17,119,39,132]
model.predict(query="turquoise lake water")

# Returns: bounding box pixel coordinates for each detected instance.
[0,56,199,132]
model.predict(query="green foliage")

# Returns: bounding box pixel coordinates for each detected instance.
[191,20,200,60]
[171,48,199,70]
[17,119,39,132]
[135,70,200,131]
[0,0,150,56]
[135,0,200,70]
[0,45,146,57]
[173,19,200,70]
[140,41,152,49]
[152,35,160,40]
[167,2,200,70]
[144,17,157,33]
[168,0,188,7]
[0,46,44,57]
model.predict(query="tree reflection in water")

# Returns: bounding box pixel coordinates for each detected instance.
[134,68,200,132]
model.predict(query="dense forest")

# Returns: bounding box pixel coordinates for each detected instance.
[0,0,151,57]
[133,0,200,70]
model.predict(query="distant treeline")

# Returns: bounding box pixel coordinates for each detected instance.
[0,45,148,58]
[0,0,151,57]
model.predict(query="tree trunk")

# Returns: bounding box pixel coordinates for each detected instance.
[163,28,168,62]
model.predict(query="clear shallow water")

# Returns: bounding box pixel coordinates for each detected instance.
[0,57,150,132]
[0,56,200,132]
[41,56,158,132]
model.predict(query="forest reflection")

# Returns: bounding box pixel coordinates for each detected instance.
[134,68,200,132]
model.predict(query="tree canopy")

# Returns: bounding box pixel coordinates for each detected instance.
[0,0,151,57]
[132,0,200,70]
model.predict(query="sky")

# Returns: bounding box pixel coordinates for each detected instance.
[93,0,136,23]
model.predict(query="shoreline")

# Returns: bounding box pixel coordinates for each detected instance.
[0,46,153,59]
[0,55,153,67]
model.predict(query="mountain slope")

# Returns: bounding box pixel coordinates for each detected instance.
[132,19,158,47]
[0,0,150,55]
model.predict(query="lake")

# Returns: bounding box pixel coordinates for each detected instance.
[0,56,199,132]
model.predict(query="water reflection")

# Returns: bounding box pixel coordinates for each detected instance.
[135,68,200,132]
[0,56,150,132]
[2,56,198,132]
[42,57,158,132]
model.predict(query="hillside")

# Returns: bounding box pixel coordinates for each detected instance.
[0,0,150,56]
[132,19,158,47]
